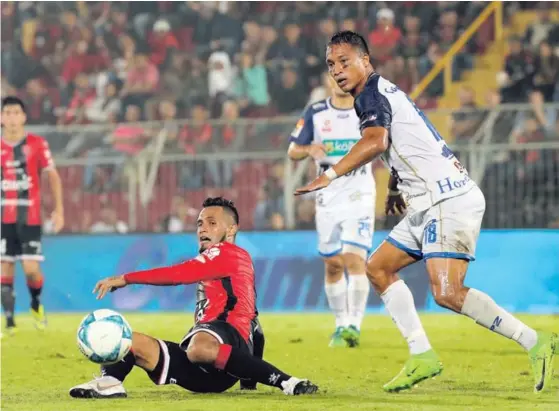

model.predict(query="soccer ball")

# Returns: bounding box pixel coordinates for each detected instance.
[77,309,133,365]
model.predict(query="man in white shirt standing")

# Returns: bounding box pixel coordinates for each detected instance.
[288,75,374,348]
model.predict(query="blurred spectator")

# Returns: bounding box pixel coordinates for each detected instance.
[148,19,178,70]
[19,78,59,125]
[121,51,160,112]
[159,196,197,233]
[267,21,308,72]
[296,199,315,230]
[270,212,286,230]
[62,73,96,125]
[450,87,485,142]
[272,68,308,114]
[499,36,534,103]
[368,8,402,64]
[418,43,444,97]
[524,5,556,52]
[532,41,559,102]
[177,104,213,155]
[208,51,235,117]
[234,52,270,114]
[60,39,110,88]
[85,81,122,124]
[308,72,330,106]
[90,207,129,233]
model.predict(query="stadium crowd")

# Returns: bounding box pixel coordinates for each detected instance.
[1,1,558,232]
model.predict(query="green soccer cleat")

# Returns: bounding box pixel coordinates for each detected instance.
[383,349,443,392]
[329,326,348,348]
[31,305,47,331]
[342,325,361,348]
[528,331,558,393]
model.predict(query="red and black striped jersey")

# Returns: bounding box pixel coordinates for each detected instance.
[1,134,54,225]
[123,242,256,342]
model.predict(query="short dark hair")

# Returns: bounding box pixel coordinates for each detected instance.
[1,96,25,113]
[328,30,369,56]
[202,197,239,225]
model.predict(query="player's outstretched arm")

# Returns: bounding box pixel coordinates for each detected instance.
[287,142,327,161]
[295,127,388,195]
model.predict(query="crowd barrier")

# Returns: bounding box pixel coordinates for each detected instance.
[10,230,559,314]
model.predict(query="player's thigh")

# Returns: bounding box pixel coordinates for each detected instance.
[323,254,344,282]
[367,239,420,293]
[422,188,485,261]
[19,225,44,265]
[1,223,21,266]
[316,211,343,257]
[129,332,161,371]
[147,339,237,393]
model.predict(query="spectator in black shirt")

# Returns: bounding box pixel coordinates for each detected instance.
[499,36,534,103]
[532,41,559,102]
[271,68,308,115]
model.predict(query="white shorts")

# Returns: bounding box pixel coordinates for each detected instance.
[316,209,375,257]
[386,186,486,261]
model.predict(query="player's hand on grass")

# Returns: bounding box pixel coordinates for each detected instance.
[51,208,64,233]
[306,144,328,161]
[93,276,127,300]
[294,174,331,196]
[385,191,406,215]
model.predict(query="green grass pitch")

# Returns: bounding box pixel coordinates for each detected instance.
[1,313,558,411]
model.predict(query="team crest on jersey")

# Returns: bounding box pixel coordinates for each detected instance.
[202,247,221,260]
[292,119,304,138]
[321,120,332,133]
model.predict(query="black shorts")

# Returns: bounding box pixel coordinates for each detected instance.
[1,224,43,262]
[147,320,249,393]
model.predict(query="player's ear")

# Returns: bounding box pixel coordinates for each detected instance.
[226,224,238,241]
[362,54,370,67]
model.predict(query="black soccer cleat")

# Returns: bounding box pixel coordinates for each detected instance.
[293,380,319,395]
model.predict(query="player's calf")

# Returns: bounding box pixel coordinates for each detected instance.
[1,263,16,330]
[188,332,317,395]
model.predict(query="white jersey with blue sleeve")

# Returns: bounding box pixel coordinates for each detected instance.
[289,98,375,213]
[289,98,376,256]
[354,73,477,214]
[354,73,485,261]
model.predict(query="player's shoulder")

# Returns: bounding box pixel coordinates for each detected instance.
[26,133,49,146]
[304,100,329,117]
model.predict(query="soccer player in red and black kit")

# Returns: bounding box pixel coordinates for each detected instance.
[69,197,318,398]
[1,96,64,336]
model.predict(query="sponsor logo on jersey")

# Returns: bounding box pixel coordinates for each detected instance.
[436,175,471,194]
[384,85,399,93]
[337,113,350,119]
[291,119,304,138]
[367,113,377,121]
[1,176,32,191]
[321,120,332,133]
[323,139,359,156]
[312,102,326,110]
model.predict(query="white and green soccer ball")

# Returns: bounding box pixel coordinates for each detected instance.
[77,309,133,365]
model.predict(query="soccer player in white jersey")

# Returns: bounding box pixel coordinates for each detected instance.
[296,31,557,393]
[287,75,374,348]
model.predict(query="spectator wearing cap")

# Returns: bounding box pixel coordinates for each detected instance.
[149,19,178,70]
[368,8,402,64]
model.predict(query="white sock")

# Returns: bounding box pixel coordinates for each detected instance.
[347,274,369,330]
[381,280,432,355]
[461,288,538,351]
[325,276,349,328]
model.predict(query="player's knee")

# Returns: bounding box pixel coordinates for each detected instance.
[1,262,15,278]
[341,251,366,274]
[324,256,344,281]
[366,259,396,294]
[186,333,220,364]
[22,262,41,279]
[431,287,463,312]
[130,332,159,370]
